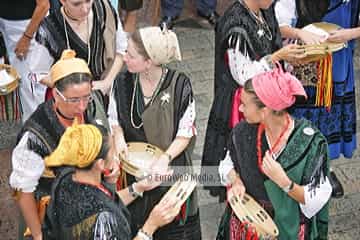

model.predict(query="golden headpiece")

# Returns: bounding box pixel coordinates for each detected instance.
[45,123,103,168]
[49,49,91,88]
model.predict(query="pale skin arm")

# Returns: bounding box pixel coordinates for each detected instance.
[92,53,124,95]
[18,192,42,240]
[327,27,360,43]
[151,137,191,175]
[279,26,327,45]
[15,0,50,59]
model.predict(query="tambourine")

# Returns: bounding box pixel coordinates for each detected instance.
[160,173,197,208]
[119,142,164,178]
[299,22,346,63]
[229,193,279,239]
[0,64,20,95]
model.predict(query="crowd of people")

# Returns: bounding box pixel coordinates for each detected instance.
[1,0,360,239]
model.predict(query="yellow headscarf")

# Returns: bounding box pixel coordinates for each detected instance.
[45,123,103,168]
[49,49,92,88]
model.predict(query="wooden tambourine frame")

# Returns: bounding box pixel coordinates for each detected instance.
[229,193,279,239]
[0,64,20,95]
[119,142,164,178]
[160,173,197,209]
[300,22,346,63]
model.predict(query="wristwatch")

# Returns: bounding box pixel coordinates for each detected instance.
[282,181,295,193]
[129,183,143,198]
[137,228,153,240]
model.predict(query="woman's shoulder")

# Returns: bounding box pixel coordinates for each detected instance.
[294,118,327,141]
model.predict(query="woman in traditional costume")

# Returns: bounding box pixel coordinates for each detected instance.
[34,0,127,95]
[201,0,307,201]
[275,0,360,198]
[108,26,201,239]
[217,67,332,239]
[44,123,180,239]
[9,49,110,240]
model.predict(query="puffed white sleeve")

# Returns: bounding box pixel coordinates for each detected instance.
[115,16,128,55]
[176,99,197,138]
[227,43,272,86]
[107,86,120,129]
[9,132,45,193]
[274,0,297,27]
[299,173,332,218]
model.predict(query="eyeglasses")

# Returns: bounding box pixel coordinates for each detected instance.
[55,88,93,103]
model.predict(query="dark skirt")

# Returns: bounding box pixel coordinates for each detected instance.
[154,211,202,240]
[119,0,143,11]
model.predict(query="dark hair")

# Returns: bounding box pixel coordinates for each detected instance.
[131,30,150,60]
[78,124,111,170]
[243,79,286,116]
[243,79,265,108]
[54,72,93,92]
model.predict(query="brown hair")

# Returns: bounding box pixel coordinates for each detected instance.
[243,79,286,116]
[131,30,150,60]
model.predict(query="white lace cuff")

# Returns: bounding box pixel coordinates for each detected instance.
[9,132,45,193]
[300,175,332,218]
[227,48,271,86]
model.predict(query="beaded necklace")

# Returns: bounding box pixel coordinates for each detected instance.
[130,68,167,129]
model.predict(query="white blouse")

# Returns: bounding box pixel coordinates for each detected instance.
[218,151,332,219]
[274,0,297,27]
[108,89,197,139]
[9,132,45,193]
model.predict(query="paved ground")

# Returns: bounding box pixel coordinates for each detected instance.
[1,1,360,239]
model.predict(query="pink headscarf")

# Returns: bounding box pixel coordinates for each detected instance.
[252,64,307,111]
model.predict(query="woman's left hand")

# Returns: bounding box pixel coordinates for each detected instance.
[262,151,291,188]
[92,79,112,95]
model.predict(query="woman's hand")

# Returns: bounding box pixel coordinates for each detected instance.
[135,169,174,192]
[144,194,181,234]
[103,158,120,184]
[297,29,327,45]
[327,28,355,43]
[227,175,246,201]
[114,133,128,161]
[92,79,112,95]
[272,44,307,64]
[15,35,31,60]
[150,153,171,175]
[262,151,291,188]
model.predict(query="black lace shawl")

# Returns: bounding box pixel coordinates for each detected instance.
[44,168,131,240]
[35,0,118,80]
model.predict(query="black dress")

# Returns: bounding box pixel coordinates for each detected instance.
[201,1,282,201]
